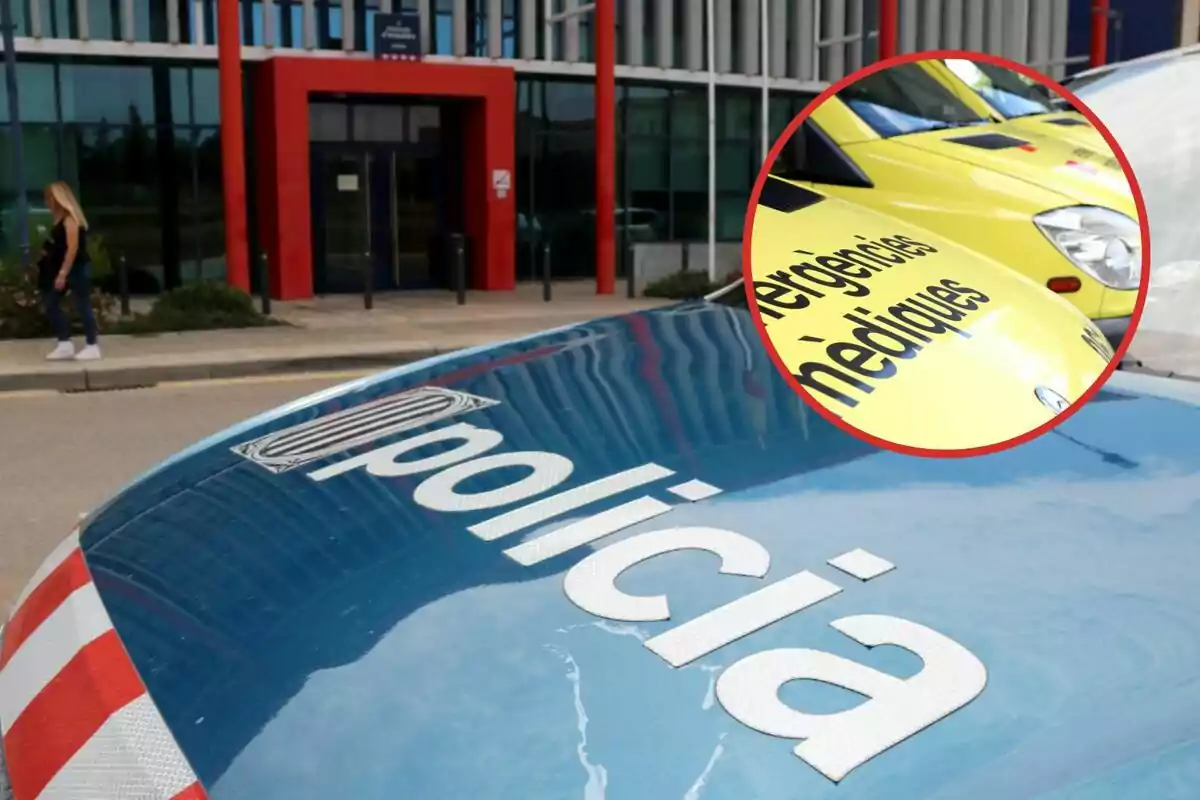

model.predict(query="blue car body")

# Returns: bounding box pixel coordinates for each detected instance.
[62,298,1200,799]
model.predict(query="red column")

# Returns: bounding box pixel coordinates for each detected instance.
[594,0,616,295]
[217,0,250,291]
[878,0,898,60]
[1090,0,1110,68]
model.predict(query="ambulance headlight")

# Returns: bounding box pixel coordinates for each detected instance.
[1034,206,1142,290]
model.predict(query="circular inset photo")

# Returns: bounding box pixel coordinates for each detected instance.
[743,50,1149,458]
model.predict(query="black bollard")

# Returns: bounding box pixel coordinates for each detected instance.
[452,233,466,306]
[542,241,552,303]
[627,240,637,299]
[363,250,374,311]
[117,254,130,317]
[257,251,272,316]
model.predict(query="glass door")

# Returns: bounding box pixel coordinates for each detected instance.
[313,150,373,294]
[388,147,442,288]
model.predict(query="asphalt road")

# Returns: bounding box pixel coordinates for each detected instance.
[0,371,367,610]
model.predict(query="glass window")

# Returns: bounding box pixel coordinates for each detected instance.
[622,85,668,137]
[250,0,273,46]
[718,89,753,139]
[435,0,452,55]
[627,138,669,194]
[536,132,595,277]
[190,128,225,282]
[502,0,516,57]
[716,141,752,193]
[0,62,58,124]
[942,59,1056,119]
[351,103,404,142]
[310,102,349,141]
[324,2,344,48]
[174,130,202,284]
[133,0,152,41]
[0,125,60,255]
[407,105,440,145]
[670,139,706,239]
[170,68,191,125]
[837,63,989,138]
[11,0,28,36]
[87,0,117,40]
[60,64,155,125]
[62,123,163,284]
[671,87,705,139]
[192,68,219,125]
[769,94,803,142]
[717,194,747,240]
[545,81,594,129]
[50,0,71,37]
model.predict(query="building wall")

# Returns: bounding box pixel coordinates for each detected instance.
[0,0,1083,292]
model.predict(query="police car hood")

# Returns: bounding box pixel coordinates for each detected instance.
[887,123,1134,212]
[74,305,1200,800]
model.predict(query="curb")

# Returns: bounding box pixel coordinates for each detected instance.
[0,348,443,393]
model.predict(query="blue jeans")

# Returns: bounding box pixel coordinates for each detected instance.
[43,263,98,345]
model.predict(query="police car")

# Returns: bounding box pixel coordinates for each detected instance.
[0,220,1194,799]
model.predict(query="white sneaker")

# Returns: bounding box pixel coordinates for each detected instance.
[45,342,75,361]
[74,344,102,361]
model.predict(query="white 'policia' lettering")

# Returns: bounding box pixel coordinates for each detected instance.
[283,395,987,782]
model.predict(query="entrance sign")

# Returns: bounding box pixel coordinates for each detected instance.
[374,10,422,62]
[492,169,511,199]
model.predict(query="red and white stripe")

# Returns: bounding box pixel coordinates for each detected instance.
[0,530,207,800]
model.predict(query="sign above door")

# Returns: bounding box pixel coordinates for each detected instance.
[375,10,422,62]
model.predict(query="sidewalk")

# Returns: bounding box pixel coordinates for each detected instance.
[0,283,674,392]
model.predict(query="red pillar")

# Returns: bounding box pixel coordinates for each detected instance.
[217,0,250,292]
[1090,0,1110,68]
[594,0,616,295]
[878,0,898,60]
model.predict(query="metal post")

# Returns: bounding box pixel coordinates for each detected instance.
[878,0,898,59]
[542,241,552,302]
[760,0,769,165]
[258,251,271,315]
[1,0,29,270]
[1090,0,1110,67]
[452,233,466,305]
[363,250,374,310]
[627,239,636,298]
[705,0,716,283]
[595,0,615,295]
[217,0,250,291]
[117,255,130,316]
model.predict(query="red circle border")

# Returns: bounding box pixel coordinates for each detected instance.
[740,49,1152,460]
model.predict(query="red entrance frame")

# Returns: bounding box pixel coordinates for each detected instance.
[250,57,516,300]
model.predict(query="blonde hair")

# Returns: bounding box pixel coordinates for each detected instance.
[45,181,88,230]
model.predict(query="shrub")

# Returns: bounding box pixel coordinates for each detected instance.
[0,257,115,341]
[112,281,276,335]
[643,269,741,300]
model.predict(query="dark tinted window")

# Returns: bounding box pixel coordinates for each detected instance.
[943,59,1055,118]
[837,63,988,137]
[769,119,872,188]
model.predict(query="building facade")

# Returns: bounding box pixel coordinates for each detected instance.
[0,0,1097,298]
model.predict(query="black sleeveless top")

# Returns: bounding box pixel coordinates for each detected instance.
[37,218,90,291]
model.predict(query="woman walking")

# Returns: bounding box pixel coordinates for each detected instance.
[38,181,100,361]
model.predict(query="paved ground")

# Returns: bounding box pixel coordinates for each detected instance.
[0,282,672,391]
[0,371,365,611]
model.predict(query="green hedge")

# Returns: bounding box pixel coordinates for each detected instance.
[111,282,278,335]
[644,269,741,300]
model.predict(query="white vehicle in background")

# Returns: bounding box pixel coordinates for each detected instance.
[1065,45,1200,377]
